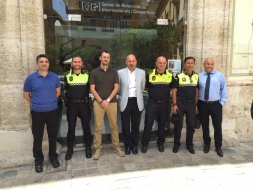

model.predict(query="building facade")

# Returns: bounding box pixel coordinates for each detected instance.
[0,0,252,168]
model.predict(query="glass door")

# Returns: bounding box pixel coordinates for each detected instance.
[44,0,185,145]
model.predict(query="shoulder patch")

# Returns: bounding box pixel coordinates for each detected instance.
[83,70,90,75]
[148,70,153,75]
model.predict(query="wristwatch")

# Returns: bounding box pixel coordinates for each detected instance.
[106,98,110,102]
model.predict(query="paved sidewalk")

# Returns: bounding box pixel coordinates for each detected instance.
[1,142,253,190]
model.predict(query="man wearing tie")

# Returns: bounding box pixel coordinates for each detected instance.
[118,54,146,155]
[198,58,228,157]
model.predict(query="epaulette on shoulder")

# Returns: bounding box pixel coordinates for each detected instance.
[192,71,198,75]
[167,70,172,74]
[65,71,70,75]
[83,70,90,75]
[148,70,153,75]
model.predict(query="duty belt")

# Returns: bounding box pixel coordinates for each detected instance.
[200,100,219,104]
[68,97,89,104]
[149,98,169,103]
[177,96,195,103]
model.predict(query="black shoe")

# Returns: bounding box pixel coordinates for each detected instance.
[187,147,195,154]
[35,163,43,173]
[215,148,223,157]
[132,146,138,154]
[173,147,179,153]
[125,146,131,155]
[203,144,210,153]
[141,145,148,153]
[158,144,164,152]
[65,149,73,160]
[51,159,60,168]
[85,145,92,158]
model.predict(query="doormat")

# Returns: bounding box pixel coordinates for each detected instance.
[46,160,67,173]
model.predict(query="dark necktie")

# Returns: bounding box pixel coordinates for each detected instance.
[204,73,210,101]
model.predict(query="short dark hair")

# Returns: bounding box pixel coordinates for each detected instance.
[72,55,83,62]
[184,56,195,63]
[36,54,48,63]
[100,50,110,56]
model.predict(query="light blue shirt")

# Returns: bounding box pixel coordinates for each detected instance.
[198,70,228,106]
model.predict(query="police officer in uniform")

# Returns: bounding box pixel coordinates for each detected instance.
[141,56,173,153]
[64,56,92,159]
[172,56,198,154]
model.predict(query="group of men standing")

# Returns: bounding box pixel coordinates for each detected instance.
[23,52,227,173]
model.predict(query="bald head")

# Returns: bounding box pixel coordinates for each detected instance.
[126,54,137,71]
[203,58,215,73]
[156,56,167,73]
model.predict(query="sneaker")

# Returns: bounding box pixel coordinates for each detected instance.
[93,149,102,160]
[113,147,125,157]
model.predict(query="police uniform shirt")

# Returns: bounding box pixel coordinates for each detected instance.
[173,70,199,100]
[64,70,90,99]
[146,69,173,100]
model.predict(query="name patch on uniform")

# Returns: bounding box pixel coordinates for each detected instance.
[152,76,156,81]
[182,77,186,82]
[69,76,73,81]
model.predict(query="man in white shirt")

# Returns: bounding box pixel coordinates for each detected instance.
[118,54,146,155]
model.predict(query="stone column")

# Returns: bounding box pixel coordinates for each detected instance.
[0,0,61,168]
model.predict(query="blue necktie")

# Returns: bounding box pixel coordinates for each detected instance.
[204,73,210,101]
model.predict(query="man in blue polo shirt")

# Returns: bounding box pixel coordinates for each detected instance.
[23,54,61,173]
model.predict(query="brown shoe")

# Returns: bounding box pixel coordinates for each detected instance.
[113,147,125,157]
[93,149,102,160]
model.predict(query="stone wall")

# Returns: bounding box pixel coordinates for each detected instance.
[186,0,253,146]
[0,0,53,168]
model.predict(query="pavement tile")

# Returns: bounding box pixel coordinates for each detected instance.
[157,159,174,167]
[144,155,156,162]
[109,158,122,165]
[120,157,134,164]
[72,156,85,163]
[135,162,150,170]
[170,159,184,165]
[181,157,197,165]
[72,169,86,178]
[0,178,12,188]
[56,171,72,180]
[147,161,162,169]
[97,159,111,167]
[15,171,31,179]
[123,163,137,171]
[231,155,247,161]
[26,175,43,184]
[132,155,146,162]
[11,178,29,187]
[242,154,253,160]
[228,147,248,155]
[113,164,126,173]
[43,172,57,182]
[86,160,98,168]
[98,165,113,174]
[86,168,99,176]
[72,162,85,170]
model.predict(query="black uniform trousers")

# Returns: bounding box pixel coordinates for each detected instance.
[67,102,91,146]
[174,97,196,148]
[142,100,168,146]
[121,98,142,148]
[197,100,222,148]
[31,109,58,164]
